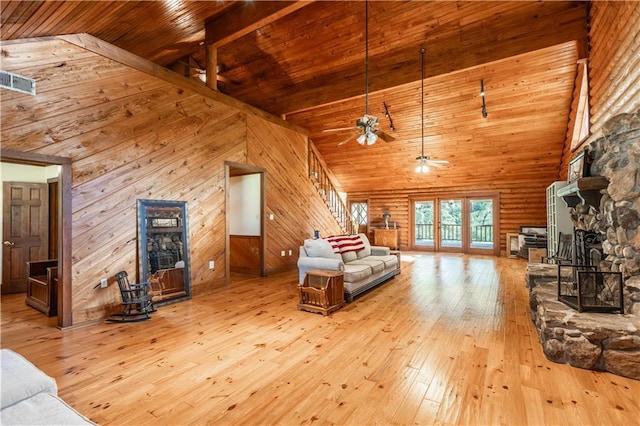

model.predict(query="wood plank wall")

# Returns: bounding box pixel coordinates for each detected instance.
[560,1,640,173]
[246,115,342,275]
[229,235,261,275]
[350,182,547,254]
[0,36,340,324]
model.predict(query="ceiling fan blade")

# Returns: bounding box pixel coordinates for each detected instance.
[374,129,395,142]
[427,162,447,169]
[323,126,359,133]
[337,134,358,146]
[428,160,449,164]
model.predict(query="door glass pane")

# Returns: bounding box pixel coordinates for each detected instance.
[440,199,462,248]
[414,201,434,247]
[351,202,368,226]
[470,199,494,249]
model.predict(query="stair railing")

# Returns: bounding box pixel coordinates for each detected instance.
[308,142,357,235]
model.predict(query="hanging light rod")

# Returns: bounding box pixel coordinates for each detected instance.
[480,79,488,118]
[415,48,449,173]
[416,47,429,174]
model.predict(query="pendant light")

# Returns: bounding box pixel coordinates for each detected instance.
[415,47,429,173]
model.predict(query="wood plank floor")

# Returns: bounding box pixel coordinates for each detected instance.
[2,253,638,425]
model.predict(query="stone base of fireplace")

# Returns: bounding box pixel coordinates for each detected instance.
[527,263,640,380]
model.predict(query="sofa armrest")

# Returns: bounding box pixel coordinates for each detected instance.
[297,257,344,284]
[371,246,391,256]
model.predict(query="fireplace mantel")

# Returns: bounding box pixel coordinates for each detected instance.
[557,176,609,209]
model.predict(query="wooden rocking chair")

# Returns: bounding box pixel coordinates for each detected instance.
[107,271,156,323]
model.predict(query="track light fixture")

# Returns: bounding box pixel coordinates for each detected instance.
[480,79,488,118]
[383,102,396,131]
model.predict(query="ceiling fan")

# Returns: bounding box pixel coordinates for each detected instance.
[322,0,395,146]
[415,47,449,173]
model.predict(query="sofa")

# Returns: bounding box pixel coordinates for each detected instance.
[0,349,94,425]
[298,233,398,302]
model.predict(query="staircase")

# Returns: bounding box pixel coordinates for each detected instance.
[308,142,357,235]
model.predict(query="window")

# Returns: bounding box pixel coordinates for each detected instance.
[351,202,368,226]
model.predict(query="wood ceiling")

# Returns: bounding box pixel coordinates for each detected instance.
[1,1,588,193]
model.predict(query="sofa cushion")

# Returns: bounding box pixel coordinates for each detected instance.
[356,233,372,258]
[347,258,385,274]
[367,255,398,269]
[303,238,339,259]
[341,251,357,263]
[0,349,57,410]
[343,263,372,283]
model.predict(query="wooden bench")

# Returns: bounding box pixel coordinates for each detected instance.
[26,260,58,317]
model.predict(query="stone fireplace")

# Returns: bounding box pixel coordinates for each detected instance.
[527,109,640,380]
[586,108,640,315]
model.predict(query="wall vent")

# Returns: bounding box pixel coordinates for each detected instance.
[0,70,36,95]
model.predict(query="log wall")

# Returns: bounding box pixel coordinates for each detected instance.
[0,35,340,324]
[350,182,547,254]
[560,1,640,173]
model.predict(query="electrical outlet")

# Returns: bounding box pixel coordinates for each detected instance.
[100,278,108,288]
[280,250,285,256]
[288,249,292,256]
[209,260,215,270]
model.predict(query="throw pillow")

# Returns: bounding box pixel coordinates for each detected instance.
[326,235,365,254]
[356,233,372,258]
[304,238,337,258]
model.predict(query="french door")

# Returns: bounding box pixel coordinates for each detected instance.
[410,194,499,255]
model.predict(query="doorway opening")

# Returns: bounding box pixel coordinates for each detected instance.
[1,149,72,328]
[410,193,500,256]
[225,162,266,283]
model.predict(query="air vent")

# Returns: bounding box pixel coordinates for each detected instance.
[0,70,36,95]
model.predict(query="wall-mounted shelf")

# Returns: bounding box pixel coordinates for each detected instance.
[557,176,608,209]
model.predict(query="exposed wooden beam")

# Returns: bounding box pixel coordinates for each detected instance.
[206,45,217,91]
[204,1,314,48]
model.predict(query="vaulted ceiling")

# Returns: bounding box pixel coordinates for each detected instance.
[1,1,588,193]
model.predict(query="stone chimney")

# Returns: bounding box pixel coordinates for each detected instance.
[574,108,640,315]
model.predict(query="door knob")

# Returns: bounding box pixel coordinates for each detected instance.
[3,241,15,246]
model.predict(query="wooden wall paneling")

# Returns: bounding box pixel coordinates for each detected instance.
[0,38,95,69]
[1,36,331,324]
[229,235,261,275]
[246,115,341,275]
[2,57,152,128]
[0,84,188,151]
[57,33,308,136]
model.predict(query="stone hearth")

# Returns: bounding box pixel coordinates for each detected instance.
[527,263,640,380]
[526,109,640,380]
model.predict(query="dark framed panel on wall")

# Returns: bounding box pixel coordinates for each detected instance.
[137,199,191,306]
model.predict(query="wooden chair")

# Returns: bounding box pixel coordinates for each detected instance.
[107,271,155,323]
[542,232,573,264]
[26,259,58,316]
